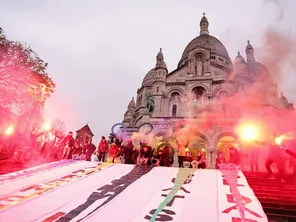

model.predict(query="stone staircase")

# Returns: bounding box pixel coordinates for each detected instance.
[243,171,296,222]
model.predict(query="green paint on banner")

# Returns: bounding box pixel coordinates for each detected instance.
[149,168,196,222]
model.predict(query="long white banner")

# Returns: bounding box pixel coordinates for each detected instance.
[0,159,76,185]
[84,168,267,222]
[0,162,268,222]
[0,160,99,196]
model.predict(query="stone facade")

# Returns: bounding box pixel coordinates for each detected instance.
[122,14,294,168]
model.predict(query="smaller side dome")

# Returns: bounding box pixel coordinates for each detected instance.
[234,51,245,64]
[141,68,155,86]
[127,97,136,115]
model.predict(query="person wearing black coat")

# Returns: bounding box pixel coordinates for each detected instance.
[139,145,153,166]
[123,140,134,164]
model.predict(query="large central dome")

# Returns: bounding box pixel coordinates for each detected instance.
[178,14,230,68]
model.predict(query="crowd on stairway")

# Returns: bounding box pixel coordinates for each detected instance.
[47,132,282,173]
[3,125,296,180]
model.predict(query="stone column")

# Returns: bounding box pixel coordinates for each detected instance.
[189,60,192,73]
[206,140,216,169]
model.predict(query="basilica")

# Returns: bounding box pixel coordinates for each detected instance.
[121,14,293,168]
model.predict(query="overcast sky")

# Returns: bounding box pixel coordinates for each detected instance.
[0,0,295,143]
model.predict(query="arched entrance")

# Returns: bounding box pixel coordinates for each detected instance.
[192,86,206,102]
[217,136,238,162]
[153,130,176,158]
[188,136,207,158]
[211,131,239,168]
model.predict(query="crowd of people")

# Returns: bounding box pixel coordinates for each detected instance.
[28,127,296,180]
[41,132,244,170]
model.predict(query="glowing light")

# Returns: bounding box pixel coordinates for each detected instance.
[4,126,14,135]
[236,122,260,143]
[275,137,282,145]
[42,122,51,131]
[201,148,205,152]
[186,148,189,152]
[242,126,257,140]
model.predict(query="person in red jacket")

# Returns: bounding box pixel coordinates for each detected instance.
[109,143,119,163]
[183,151,193,168]
[216,152,226,169]
[98,136,108,162]
[62,131,75,159]
[229,147,241,166]
[84,139,96,161]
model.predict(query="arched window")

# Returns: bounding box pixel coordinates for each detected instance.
[172,104,177,117]
[192,87,205,100]
[171,92,180,98]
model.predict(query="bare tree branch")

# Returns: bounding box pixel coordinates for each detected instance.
[0,28,55,115]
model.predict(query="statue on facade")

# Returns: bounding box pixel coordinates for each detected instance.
[195,57,203,76]
[146,92,155,113]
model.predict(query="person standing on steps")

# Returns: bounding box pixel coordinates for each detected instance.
[196,150,207,169]
[280,145,296,179]
[122,140,134,164]
[216,152,226,169]
[265,134,285,181]
[176,137,188,168]
[229,147,241,166]
[61,131,75,159]
[250,146,261,172]
[98,136,108,162]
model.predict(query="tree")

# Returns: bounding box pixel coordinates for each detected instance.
[52,118,66,136]
[0,106,16,131]
[0,28,55,115]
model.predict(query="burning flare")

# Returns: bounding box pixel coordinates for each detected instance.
[275,137,282,145]
[42,122,51,131]
[4,126,14,135]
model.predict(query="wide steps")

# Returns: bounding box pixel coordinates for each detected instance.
[244,171,296,221]
[266,212,296,222]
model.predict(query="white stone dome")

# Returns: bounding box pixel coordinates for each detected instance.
[141,68,155,86]
[178,34,230,68]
